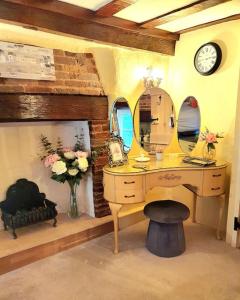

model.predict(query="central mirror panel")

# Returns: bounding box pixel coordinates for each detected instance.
[110,97,133,153]
[177,96,201,154]
[134,87,175,153]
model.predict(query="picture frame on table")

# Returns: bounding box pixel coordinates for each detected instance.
[106,135,128,167]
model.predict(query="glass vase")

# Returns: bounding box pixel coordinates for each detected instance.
[68,181,80,218]
[202,143,216,160]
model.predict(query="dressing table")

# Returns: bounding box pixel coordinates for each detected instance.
[107,90,228,254]
[103,156,228,254]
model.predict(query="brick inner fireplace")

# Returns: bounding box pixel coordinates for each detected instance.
[0,48,110,217]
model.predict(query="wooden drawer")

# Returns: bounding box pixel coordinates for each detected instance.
[115,189,145,204]
[145,170,203,192]
[202,168,225,196]
[115,175,143,190]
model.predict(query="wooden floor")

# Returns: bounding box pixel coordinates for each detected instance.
[0,213,113,275]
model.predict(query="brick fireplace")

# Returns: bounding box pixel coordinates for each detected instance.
[0,48,110,217]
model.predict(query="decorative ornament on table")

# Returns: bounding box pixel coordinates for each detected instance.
[155,145,164,161]
[40,135,98,218]
[199,128,224,160]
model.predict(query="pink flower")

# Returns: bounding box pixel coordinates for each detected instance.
[63,147,72,152]
[206,133,217,143]
[75,151,88,158]
[44,154,60,167]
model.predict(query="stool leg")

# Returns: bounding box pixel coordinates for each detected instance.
[192,194,197,223]
[146,220,186,257]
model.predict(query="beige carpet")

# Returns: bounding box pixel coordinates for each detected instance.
[0,221,240,300]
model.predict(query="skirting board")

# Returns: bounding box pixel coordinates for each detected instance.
[0,221,113,275]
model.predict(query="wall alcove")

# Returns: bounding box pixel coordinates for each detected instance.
[0,93,110,218]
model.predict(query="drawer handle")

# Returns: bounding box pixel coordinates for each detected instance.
[211,187,221,191]
[212,174,222,177]
[124,195,135,198]
[124,181,135,184]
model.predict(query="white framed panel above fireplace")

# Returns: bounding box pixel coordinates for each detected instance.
[0,41,55,81]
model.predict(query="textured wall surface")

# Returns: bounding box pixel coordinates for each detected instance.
[0,49,104,96]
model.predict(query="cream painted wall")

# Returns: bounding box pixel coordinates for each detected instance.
[166,20,240,229]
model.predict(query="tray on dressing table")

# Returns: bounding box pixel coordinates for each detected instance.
[182,156,216,167]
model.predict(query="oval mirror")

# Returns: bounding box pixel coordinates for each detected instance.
[110,97,133,153]
[134,87,176,153]
[177,96,201,154]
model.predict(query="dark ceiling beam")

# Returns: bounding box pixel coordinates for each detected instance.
[141,0,231,28]
[178,13,240,33]
[95,0,136,17]
[0,1,177,55]
[3,0,179,41]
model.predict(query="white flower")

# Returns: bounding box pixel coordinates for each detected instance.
[68,168,79,176]
[52,161,67,175]
[78,157,89,172]
[64,151,75,160]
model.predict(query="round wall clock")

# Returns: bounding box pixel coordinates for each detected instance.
[194,42,222,76]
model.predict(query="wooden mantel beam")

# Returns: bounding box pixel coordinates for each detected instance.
[141,0,231,28]
[96,0,136,17]
[0,1,178,55]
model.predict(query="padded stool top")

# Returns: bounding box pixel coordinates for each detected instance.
[144,200,190,223]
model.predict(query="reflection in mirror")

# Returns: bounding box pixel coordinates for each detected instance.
[177,96,201,154]
[110,97,133,153]
[134,87,175,153]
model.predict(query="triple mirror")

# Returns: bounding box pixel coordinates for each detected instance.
[134,87,175,153]
[110,97,133,153]
[111,92,201,156]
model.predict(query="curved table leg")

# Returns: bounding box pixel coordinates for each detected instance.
[109,202,122,254]
[192,193,197,223]
[216,194,225,240]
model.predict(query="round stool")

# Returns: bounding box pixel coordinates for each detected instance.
[144,200,190,257]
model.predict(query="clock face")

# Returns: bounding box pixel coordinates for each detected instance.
[194,42,222,75]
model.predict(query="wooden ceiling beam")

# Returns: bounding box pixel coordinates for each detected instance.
[0,1,177,55]
[141,0,231,29]
[96,0,136,17]
[3,0,179,41]
[178,13,240,33]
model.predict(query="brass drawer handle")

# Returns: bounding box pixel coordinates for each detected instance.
[124,181,135,184]
[124,195,135,198]
[212,174,222,177]
[211,187,221,191]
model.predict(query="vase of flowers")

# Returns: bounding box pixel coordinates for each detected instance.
[200,128,223,160]
[40,135,96,218]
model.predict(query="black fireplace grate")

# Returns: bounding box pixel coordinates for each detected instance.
[0,179,58,239]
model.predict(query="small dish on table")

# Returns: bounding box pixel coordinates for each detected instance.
[135,155,150,162]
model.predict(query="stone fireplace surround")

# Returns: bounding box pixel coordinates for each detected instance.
[0,48,111,218]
